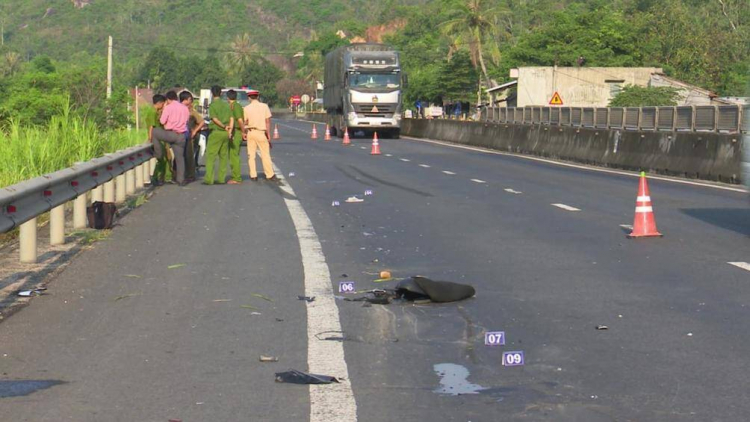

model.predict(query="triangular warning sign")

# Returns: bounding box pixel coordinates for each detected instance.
[371,105,379,113]
[549,92,563,105]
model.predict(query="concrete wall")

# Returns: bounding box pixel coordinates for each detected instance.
[515,67,662,108]
[400,118,743,184]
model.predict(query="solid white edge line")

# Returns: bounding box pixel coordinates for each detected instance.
[552,203,581,212]
[419,164,431,168]
[728,262,750,272]
[400,135,748,194]
[400,158,411,162]
[274,164,358,422]
[504,188,522,194]
[471,179,486,184]
[442,171,456,175]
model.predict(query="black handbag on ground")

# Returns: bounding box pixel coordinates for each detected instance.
[86,201,118,230]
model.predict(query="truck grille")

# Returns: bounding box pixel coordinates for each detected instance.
[354,103,395,116]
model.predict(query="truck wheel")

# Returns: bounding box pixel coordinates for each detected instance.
[391,129,401,139]
[330,126,338,137]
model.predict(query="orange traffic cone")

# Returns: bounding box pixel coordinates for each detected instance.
[342,128,351,146]
[324,125,331,141]
[311,124,318,140]
[628,172,662,238]
[273,124,280,140]
[370,132,381,155]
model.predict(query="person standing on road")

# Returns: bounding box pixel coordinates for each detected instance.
[145,94,172,186]
[243,89,279,182]
[152,90,190,186]
[204,85,233,185]
[226,89,246,185]
[180,90,205,182]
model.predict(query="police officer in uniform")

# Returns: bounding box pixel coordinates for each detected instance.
[243,89,279,182]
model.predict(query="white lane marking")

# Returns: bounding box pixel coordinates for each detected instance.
[360,146,367,150]
[419,164,431,168]
[442,171,456,175]
[400,158,411,162]
[471,179,486,184]
[552,203,581,212]
[504,188,523,194]
[385,154,393,157]
[275,164,358,421]
[728,262,750,272]
[401,135,748,193]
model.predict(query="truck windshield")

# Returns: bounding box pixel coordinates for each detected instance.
[349,73,400,90]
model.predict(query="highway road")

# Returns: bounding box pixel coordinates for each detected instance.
[1,118,749,421]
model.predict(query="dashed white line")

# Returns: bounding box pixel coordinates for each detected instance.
[419,164,431,168]
[360,146,367,150]
[728,262,750,272]
[400,158,411,162]
[471,179,487,184]
[400,134,748,194]
[442,171,456,175]
[504,188,523,194]
[385,154,393,157]
[552,203,581,212]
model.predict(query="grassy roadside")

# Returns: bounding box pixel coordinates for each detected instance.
[0,112,146,188]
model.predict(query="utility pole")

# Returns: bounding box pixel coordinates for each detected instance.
[106,36,113,99]
[134,85,140,132]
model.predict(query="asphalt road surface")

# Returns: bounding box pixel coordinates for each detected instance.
[1,118,749,421]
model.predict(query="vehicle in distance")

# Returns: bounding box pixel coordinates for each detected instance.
[324,43,404,139]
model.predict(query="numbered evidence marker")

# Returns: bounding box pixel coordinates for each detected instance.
[502,351,525,367]
[364,189,373,196]
[288,172,296,177]
[338,281,356,293]
[332,201,340,207]
[484,331,506,346]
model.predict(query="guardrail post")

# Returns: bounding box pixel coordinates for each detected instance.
[149,158,157,177]
[143,160,151,184]
[92,185,103,203]
[135,164,144,189]
[104,180,115,203]
[50,204,65,246]
[116,174,127,203]
[74,194,88,229]
[19,218,37,263]
[125,169,136,195]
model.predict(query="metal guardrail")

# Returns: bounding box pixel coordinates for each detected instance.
[1,144,154,262]
[472,105,745,133]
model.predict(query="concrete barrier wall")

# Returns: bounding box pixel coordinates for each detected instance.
[295,113,742,183]
[401,119,743,183]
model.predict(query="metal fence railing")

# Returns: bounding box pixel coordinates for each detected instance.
[472,105,745,133]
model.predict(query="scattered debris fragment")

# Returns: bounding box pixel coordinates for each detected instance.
[114,294,138,302]
[275,318,285,322]
[298,296,315,302]
[212,299,232,302]
[275,370,339,385]
[331,201,340,207]
[345,196,364,203]
[260,355,279,362]
[17,287,47,297]
[240,305,258,310]
[345,276,476,305]
[379,270,392,279]
[252,293,274,302]
[250,312,262,316]
[341,273,349,278]
[124,274,142,278]
[595,325,609,330]
[167,264,185,269]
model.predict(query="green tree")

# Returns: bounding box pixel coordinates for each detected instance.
[240,58,284,106]
[441,0,506,89]
[227,33,260,75]
[437,50,478,103]
[608,85,680,107]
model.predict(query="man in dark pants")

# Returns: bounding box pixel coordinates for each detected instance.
[152,90,190,186]
[179,90,205,182]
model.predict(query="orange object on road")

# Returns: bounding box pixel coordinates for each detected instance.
[343,128,351,145]
[273,124,280,140]
[324,125,331,141]
[628,172,663,238]
[311,124,318,140]
[370,132,381,155]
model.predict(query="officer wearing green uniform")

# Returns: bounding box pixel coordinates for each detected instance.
[204,85,233,185]
[144,94,173,185]
[227,90,246,184]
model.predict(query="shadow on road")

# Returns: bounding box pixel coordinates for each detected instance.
[680,208,750,236]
